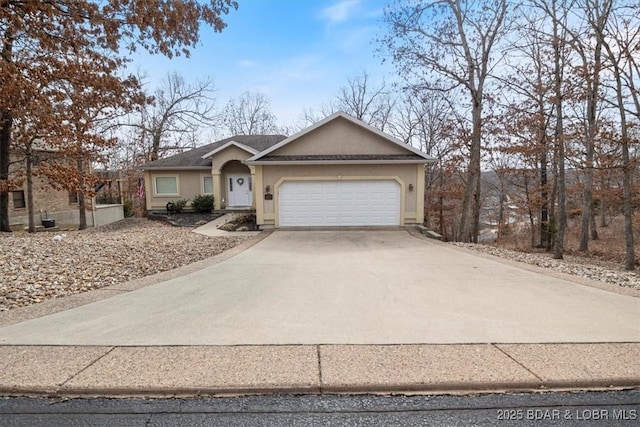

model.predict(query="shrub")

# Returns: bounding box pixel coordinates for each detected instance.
[191,194,214,213]
[167,199,188,214]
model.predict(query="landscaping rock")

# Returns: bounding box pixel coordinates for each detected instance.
[451,242,640,291]
[0,219,248,311]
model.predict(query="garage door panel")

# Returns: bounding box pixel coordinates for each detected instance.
[278,180,400,227]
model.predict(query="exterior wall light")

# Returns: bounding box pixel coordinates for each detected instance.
[408,184,414,191]
[265,185,271,193]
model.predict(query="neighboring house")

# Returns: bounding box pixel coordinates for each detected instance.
[7,147,124,231]
[141,112,436,228]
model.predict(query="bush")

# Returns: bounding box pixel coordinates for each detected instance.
[191,194,214,213]
[167,199,188,214]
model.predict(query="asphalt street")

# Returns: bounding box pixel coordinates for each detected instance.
[1,390,639,426]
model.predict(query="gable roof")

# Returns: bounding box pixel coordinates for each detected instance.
[246,111,436,164]
[253,154,427,163]
[139,135,287,170]
[200,140,259,159]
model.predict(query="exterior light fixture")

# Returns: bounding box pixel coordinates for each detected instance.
[265,185,271,193]
[408,184,414,191]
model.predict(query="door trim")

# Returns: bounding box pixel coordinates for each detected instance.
[227,174,252,207]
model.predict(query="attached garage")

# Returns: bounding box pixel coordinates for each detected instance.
[278,180,401,227]
[246,112,436,229]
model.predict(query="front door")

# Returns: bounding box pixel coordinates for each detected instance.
[227,175,252,207]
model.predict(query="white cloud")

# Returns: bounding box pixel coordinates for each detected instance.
[334,25,376,51]
[319,0,362,24]
[238,59,257,68]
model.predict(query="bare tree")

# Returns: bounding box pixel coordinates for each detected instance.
[124,72,218,162]
[498,6,565,249]
[390,92,450,154]
[527,0,574,259]
[405,94,460,232]
[557,0,611,251]
[295,108,325,131]
[381,0,510,242]
[596,1,639,270]
[223,90,279,135]
[329,71,396,131]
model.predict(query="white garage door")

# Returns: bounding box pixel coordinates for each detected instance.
[278,180,401,227]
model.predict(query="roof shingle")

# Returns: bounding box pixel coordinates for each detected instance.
[258,154,427,162]
[140,135,287,169]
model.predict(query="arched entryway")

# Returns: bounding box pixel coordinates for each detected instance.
[221,160,252,208]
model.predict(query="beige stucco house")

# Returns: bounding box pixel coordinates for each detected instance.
[141,112,436,228]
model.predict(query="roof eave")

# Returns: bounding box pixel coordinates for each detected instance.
[246,159,433,166]
[139,166,211,171]
[201,140,258,159]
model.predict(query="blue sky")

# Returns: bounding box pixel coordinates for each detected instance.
[129,0,395,127]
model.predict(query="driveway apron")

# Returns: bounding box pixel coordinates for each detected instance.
[0,230,638,345]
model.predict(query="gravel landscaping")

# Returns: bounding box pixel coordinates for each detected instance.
[2,221,638,312]
[452,243,640,291]
[0,219,248,311]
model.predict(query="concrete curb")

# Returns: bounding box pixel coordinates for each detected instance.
[3,383,637,399]
[1,343,638,398]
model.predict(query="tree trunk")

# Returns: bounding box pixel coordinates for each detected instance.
[78,191,87,230]
[151,132,161,161]
[497,193,505,240]
[579,0,608,250]
[529,211,535,249]
[0,110,11,232]
[548,152,558,252]
[579,48,602,251]
[524,178,536,248]
[621,140,635,270]
[472,154,481,243]
[26,147,35,233]
[589,206,598,240]
[0,28,14,233]
[438,165,445,238]
[77,158,87,230]
[540,146,549,248]
[459,94,482,243]
[579,171,594,251]
[600,15,635,270]
[552,3,566,260]
[599,175,607,227]
[553,112,566,260]
[536,59,550,249]
[613,67,634,270]
[619,96,634,270]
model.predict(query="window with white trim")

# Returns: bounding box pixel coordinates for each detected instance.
[203,176,213,194]
[154,176,178,195]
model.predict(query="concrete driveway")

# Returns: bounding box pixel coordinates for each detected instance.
[1,230,638,345]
